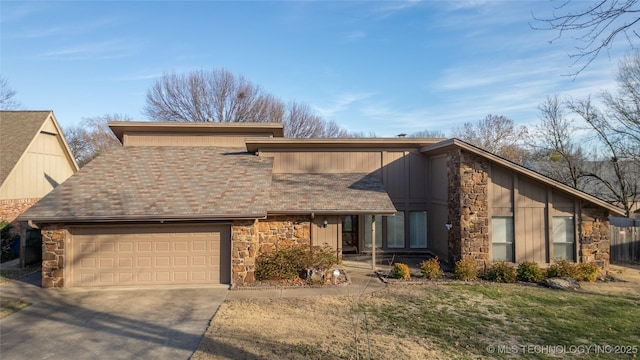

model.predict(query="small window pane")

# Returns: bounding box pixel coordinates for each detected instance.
[387,213,405,248]
[553,216,575,261]
[493,244,513,262]
[492,217,514,262]
[409,211,427,248]
[364,215,383,249]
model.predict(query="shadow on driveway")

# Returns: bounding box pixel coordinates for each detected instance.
[0,272,230,360]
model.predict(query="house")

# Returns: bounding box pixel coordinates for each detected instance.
[0,111,79,264]
[19,122,625,288]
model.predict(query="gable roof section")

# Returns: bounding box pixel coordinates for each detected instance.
[1,111,78,186]
[269,173,396,215]
[421,138,626,217]
[20,147,273,222]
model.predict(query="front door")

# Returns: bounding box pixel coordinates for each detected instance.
[342,215,359,254]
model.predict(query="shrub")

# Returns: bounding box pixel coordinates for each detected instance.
[546,260,579,279]
[255,245,339,281]
[391,263,411,280]
[420,257,443,279]
[517,261,545,283]
[576,263,600,282]
[485,262,517,283]
[453,258,478,281]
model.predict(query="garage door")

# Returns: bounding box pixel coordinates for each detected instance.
[69,225,230,287]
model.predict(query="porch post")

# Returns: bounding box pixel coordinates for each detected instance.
[371,215,376,271]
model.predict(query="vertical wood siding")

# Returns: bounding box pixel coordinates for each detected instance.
[489,163,589,264]
[123,133,251,147]
[0,125,76,199]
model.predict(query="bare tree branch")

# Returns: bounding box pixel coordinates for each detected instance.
[451,114,530,164]
[532,0,640,75]
[144,68,349,138]
[0,76,21,110]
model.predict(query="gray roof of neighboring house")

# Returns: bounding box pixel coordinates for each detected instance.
[525,159,639,205]
[0,111,53,186]
[20,147,274,222]
[268,173,397,215]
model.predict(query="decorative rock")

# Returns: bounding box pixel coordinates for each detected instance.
[544,277,581,290]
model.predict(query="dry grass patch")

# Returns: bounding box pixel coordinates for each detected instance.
[193,279,640,360]
[0,296,30,319]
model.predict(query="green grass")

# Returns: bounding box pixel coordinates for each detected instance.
[361,283,640,359]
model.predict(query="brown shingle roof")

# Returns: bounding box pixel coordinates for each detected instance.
[0,111,52,185]
[20,147,273,221]
[269,173,396,215]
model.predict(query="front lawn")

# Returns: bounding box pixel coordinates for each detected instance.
[193,281,640,359]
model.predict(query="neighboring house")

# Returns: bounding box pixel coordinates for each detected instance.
[19,122,625,288]
[0,111,79,263]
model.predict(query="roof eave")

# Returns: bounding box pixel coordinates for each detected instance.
[268,209,397,216]
[245,138,446,152]
[19,213,268,224]
[108,121,285,142]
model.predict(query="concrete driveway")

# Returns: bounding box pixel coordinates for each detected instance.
[0,272,228,360]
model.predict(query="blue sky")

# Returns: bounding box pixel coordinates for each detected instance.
[0,1,630,137]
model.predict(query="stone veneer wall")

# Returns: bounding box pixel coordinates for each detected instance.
[579,206,611,270]
[231,216,311,284]
[0,198,40,223]
[0,198,40,238]
[446,149,491,269]
[41,225,67,288]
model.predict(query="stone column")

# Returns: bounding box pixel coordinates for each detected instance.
[41,225,66,288]
[447,149,490,269]
[579,206,611,270]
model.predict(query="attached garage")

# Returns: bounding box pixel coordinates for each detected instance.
[67,224,231,287]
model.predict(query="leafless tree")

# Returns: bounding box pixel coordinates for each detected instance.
[532,0,640,75]
[144,68,349,138]
[529,94,586,188]
[568,96,639,216]
[408,129,446,138]
[0,76,21,110]
[600,52,640,164]
[284,101,349,138]
[65,114,124,167]
[451,114,530,164]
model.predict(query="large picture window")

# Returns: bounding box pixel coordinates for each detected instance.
[553,216,575,261]
[386,213,405,248]
[492,217,514,262]
[364,215,383,249]
[409,211,427,248]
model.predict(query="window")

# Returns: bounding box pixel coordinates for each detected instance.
[553,216,575,261]
[364,215,383,249]
[492,217,514,262]
[409,211,427,248]
[386,213,405,248]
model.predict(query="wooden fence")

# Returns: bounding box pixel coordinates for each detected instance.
[609,217,640,262]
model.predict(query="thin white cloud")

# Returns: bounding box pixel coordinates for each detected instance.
[313,92,376,118]
[343,30,366,42]
[42,39,137,60]
[0,2,47,23]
